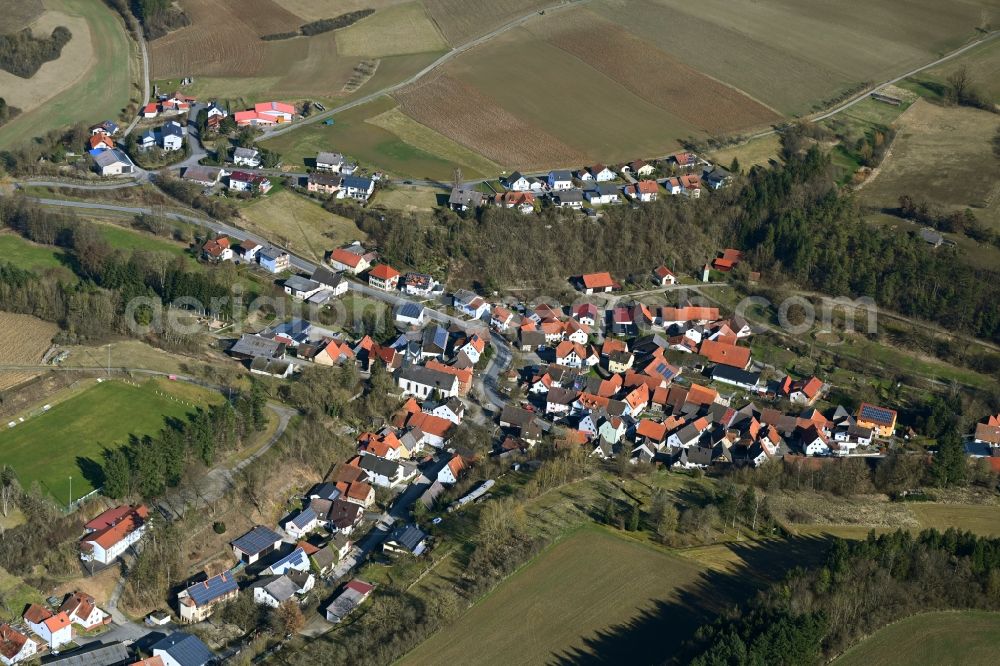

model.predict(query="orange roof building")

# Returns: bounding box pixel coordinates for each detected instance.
[699,339,751,369]
[80,505,149,565]
[578,272,615,293]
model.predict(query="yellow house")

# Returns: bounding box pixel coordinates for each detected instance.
[856,403,897,438]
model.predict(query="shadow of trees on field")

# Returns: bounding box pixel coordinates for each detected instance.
[547,534,836,666]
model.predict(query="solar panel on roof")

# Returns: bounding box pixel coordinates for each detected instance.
[186,572,238,606]
[231,525,282,555]
[860,404,895,424]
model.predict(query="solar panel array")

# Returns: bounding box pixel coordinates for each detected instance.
[231,525,282,555]
[860,404,895,425]
[186,573,238,606]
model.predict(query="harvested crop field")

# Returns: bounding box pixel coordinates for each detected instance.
[224,0,302,36]
[589,0,995,115]
[0,313,58,391]
[423,0,551,45]
[150,0,270,78]
[860,100,1000,231]
[279,0,412,22]
[834,611,1000,666]
[534,13,781,134]
[0,0,43,33]
[336,2,447,57]
[395,74,588,169]
[400,528,712,665]
[365,106,502,178]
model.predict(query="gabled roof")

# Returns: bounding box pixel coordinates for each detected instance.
[699,340,751,369]
[82,505,148,550]
[330,247,364,267]
[369,264,400,280]
[151,632,214,666]
[580,272,614,289]
[0,625,28,660]
[184,571,238,607]
[255,101,295,115]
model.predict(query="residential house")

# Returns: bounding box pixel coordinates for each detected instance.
[788,376,824,405]
[89,134,114,151]
[182,165,224,187]
[626,159,655,177]
[266,547,310,575]
[93,149,135,176]
[436,454,466,485]
[177,572,239,623]
[258,246,290,274]
[80,505,149,564]
[151,632,214,666]
[383,524,428,556]
[233,147,260,167]
[283,507,319,539]
[255,101,295,122]
[459,334,487,364]
[667,152,698,169]
[974,413,1000,447]
[160,121,184,151]
[396,365,459,399]
[548,170,574,191]
[316,152,345,172]
[328,245,371,274]
[703,165,733,190]
[584,183,620,205]
[699,339,751,370]
[710,365,761,391]
[491,305,515,332]
[573,303,599,326]
[340,176,375,202]
[252,573,314,608]
[231,526,283,564]
[90,120,119,136]
[325,580,374,623]
[310,265,348,296]
[367,264,400,291]
[624,180,659,202]
[680,174,701,198]
[395,302,426,327]
[652,266,677,286]
[420,325,449,359]
[800,425,831,456]
[356,455,411,488]
[587,164,616,181]
[402,273,437,297]
[142,102,158,118]
[228,171,272,194]
[23,606,71,650]
[0,624,35,665]
[493,191,535,213]
[855,403,897,438]
[555,340,586,369]
[663,177,682,195]
[307,172,342,195]
[713,248,743,272]
[58,592,108,630]
[575,272,615,294]
[453,289,491,319]
[554,189,585,209]
[449,187,484,211]
[202,237,233,262]
[283,275,323,300]
[425,396,465,425]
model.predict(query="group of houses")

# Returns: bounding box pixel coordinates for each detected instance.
[233,101,296,127]
[305,151,376,202]
[141,91,197,119]
[87,120,136,176]
[201,235,289,274]
[183,165,273,195]
[449,153,732,216]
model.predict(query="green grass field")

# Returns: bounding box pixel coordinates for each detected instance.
[96,223,191,258]
[261,96,479,180]
[834,611,1000,666]
[909,504,1000,537]
[0,234,69,273]
[400,527,710,665]
[915,37,1000,105]
[0,0,133,149]
[240,190,364,263]
[0,378,221,503]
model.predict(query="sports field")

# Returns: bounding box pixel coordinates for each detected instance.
[400,528,709,665]
[0,378,221,502]
[860,100,1000,231]
[0,0,133,150]
[240,190,364,263]
[834,611,1000,666]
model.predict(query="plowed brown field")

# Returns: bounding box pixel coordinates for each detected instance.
[394,74,587,169]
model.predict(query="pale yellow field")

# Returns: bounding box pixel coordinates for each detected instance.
[709,133,783,169]
[0,313,58,390]
[365,106,502,178]
[278,0,413,22]
[372,184,442,213]
[336,2,447,57]
[240,190,366,262]
[0,9,94,113]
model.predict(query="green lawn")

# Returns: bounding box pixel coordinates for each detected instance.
[834,611,1000,666]
[260,96,478,181]
[400,527,711,665]
[0,234,69,272]
[0,378,220,503]
[0,0,133,149]
[96,223,191,258]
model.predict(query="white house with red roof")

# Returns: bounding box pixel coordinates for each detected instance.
[328,245,371,274]
[624,180,659,202]
[23,605,71,650]
[80,505,149,564]
[0,624,36,665]
[58,592,109,630]
[436,454,466,485]
[575,272,615,294]
[228,171,272,194]
[652,266,677,286]
[202,237,233,262]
